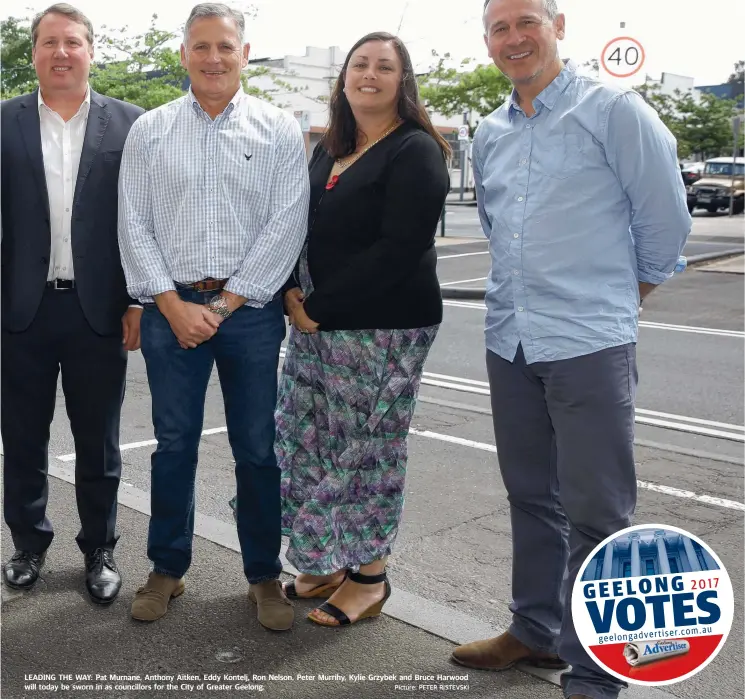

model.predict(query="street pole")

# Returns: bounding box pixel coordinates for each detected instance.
[459,108,468,201]
[730,116,741,217]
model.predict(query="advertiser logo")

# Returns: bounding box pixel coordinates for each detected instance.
[572,524,733,686]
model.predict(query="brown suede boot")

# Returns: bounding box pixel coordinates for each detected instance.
[451,631,568,671]
[248,579,294,631]
[131,573,185,621]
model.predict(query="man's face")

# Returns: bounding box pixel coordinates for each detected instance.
[32,13,93,95]
[181,16,249,101]
[483,0,565,86]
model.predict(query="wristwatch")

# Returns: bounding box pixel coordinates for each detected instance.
[208,295,232,319]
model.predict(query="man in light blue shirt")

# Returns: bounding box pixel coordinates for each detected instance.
[118,3,309,631]
[450,1,690,697]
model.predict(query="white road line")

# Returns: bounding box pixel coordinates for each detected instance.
[438,251,490,260]
[60,425,743,512]
[408,429,744,512]
[440,277,488,287]
[442,300,745,338]
[274,350,744,441]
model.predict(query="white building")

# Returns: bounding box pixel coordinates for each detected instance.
[246,45,467,181]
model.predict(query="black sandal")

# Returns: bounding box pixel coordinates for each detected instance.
[308,570,391,627]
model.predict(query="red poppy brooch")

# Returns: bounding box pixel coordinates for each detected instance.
[326,175,339,190]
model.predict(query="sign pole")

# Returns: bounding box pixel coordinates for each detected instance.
[730,116,741,217]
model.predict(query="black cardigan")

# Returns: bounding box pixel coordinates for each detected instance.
[286,121,450,331]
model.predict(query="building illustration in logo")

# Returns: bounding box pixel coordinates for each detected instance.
[581,528,719,581]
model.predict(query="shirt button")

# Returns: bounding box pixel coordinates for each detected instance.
[520,159,527,165]
[513,270,520,275]
[518,306,524,312]
[63,237,68,242]
[65,208,70,212]
[517,196,524,202]
[513,233,519,239]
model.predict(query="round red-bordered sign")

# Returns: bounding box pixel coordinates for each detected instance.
[601,36,645,78]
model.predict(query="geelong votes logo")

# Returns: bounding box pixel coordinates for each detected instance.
[572,524,733,686]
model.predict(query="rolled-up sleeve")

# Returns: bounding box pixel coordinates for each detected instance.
[224,117,310,306]
[117,119,175,303]
[603,91,691,285]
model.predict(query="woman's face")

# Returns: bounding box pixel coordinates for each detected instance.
[344,40,403,116]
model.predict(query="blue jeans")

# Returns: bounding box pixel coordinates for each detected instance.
[140,287,285,584]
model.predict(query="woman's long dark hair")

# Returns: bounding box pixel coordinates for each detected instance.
[321,32,452,161]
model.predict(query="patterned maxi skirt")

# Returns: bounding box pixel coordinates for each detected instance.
[275,322,438,575]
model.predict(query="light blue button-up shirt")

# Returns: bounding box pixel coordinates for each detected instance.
[472,61,691,364]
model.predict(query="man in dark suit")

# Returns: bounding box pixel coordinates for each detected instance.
[1,2,144,604]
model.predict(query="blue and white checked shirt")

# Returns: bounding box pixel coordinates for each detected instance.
[118,87,310,306]
[473,61,691,364]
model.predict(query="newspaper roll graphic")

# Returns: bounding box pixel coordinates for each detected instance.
[624,640,690,666]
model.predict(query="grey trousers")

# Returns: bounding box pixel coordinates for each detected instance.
[486,343,638,699]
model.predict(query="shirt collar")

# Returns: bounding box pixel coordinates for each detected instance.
[189,85,245,121]
[507,59,577,120]
[38,84,91,117]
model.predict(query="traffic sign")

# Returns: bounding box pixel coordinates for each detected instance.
[458,125,469,141]
[600,36,645,79]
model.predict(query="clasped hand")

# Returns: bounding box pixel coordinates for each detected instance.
[167,300,222,349]
[284,288,319,334]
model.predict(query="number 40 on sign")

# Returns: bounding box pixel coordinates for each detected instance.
[601,36,645,79]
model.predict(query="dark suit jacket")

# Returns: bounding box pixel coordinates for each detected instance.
[1,89,144,335]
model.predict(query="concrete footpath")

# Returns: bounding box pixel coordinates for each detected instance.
[2,477,675,699]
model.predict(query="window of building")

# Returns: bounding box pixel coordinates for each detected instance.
[668,557,679,573]
[693,542,708,570]
[595,558,604,580]
[645,559,655,575]
[622,561,631,577]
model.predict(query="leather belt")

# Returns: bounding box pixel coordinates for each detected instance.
[46,279,75,290]
[177,278,228,292]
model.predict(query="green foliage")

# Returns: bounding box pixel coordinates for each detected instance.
[417,51,512,131]
[635,82,740,159]
[1,16,35,99]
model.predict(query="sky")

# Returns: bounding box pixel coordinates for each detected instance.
[3,0,743,87]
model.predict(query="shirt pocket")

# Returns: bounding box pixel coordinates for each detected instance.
[540,133,585,180]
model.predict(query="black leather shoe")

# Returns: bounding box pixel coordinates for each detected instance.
[84,548,121,604]
[4,550,46,590]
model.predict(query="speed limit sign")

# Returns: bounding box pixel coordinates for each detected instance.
[600,36,645,79]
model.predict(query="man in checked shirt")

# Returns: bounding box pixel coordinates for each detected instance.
[118,3,309,630]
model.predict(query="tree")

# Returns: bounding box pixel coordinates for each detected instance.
[0,16,35,98]
[417,51,512,132]
[635,82,739,159]
[726,60,744,100]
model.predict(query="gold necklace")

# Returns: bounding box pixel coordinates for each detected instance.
[336,118,402,170]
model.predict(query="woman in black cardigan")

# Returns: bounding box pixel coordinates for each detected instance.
[277,31,450,627]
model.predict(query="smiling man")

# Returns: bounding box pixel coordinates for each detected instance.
[117,3,309,630]
[1,3,144,605]
[448,1,690,698]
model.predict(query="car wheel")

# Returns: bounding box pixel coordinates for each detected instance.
[688,203,695,214]
[706,205,719,213]
[734,198,744,215]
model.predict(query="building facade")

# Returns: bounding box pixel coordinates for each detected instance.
[581,528,720,582]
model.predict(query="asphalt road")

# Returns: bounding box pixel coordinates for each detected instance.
[3,216,743,699]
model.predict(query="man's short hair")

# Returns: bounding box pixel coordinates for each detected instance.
[31,3,94,47]
[183,3,245,45]
[483,0,559,21]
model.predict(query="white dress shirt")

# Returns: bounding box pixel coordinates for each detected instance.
[38,86,91,281]
[118,87,310,305]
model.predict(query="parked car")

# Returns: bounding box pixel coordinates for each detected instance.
[686,157,744,214]
[680,162,703,187]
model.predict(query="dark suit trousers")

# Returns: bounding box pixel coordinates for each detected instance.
[1,287,127,554]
